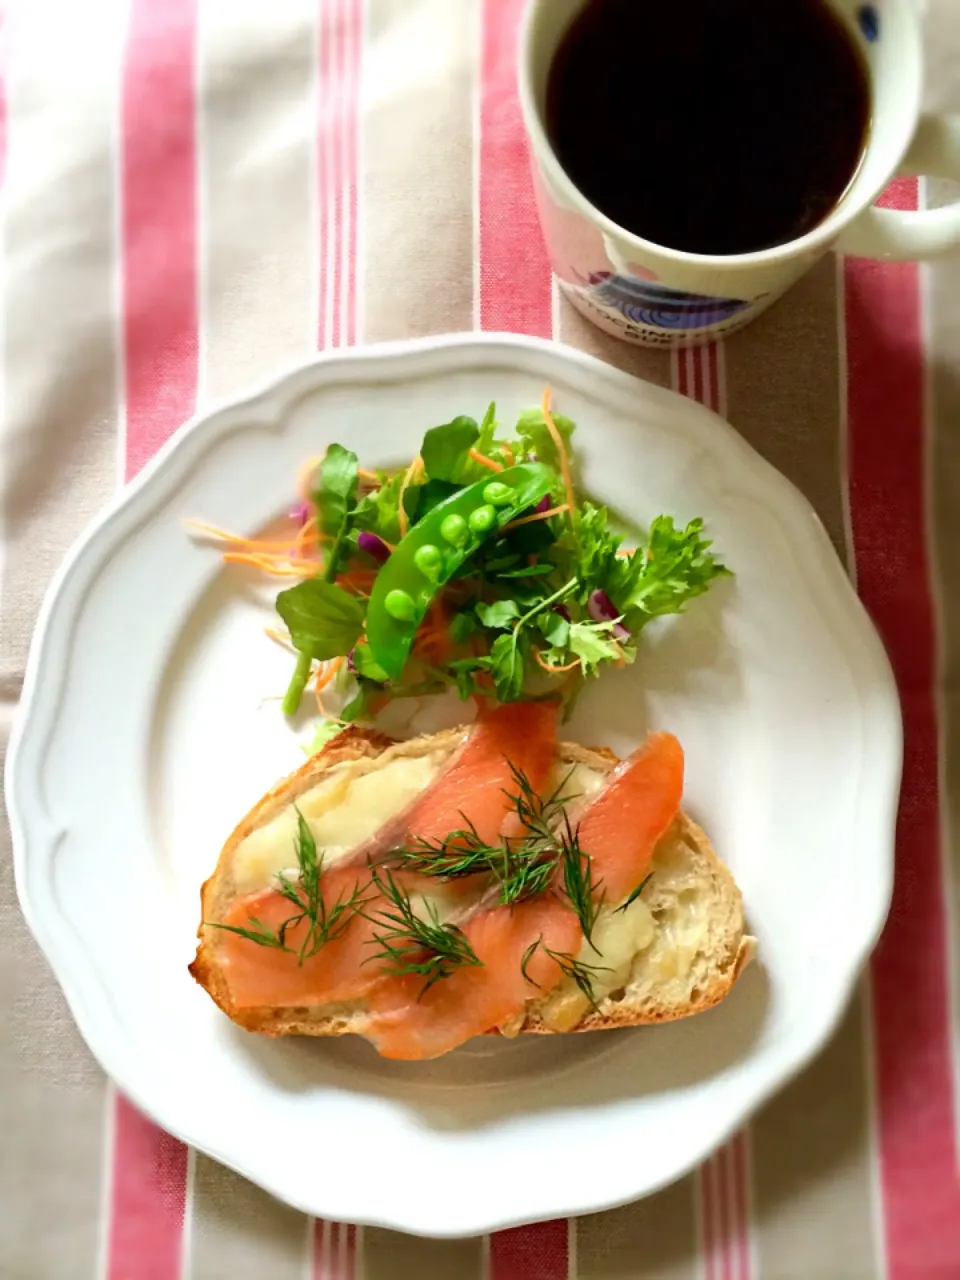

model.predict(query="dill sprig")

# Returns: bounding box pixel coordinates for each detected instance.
[207,810,370,965]
[391,763,580,907]
[520,936,611,1009]
[555,811,604,948]
[615,873,653,914]
[367,869,483,997]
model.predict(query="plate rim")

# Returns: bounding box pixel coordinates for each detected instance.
[5,332,903,1236]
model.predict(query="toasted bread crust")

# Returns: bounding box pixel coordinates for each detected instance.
[190,730,755,1043]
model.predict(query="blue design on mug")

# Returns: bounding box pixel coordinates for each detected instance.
[857,5,879,41]
[584,272,752,331]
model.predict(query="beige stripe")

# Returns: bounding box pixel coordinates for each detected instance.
[0,2,128,1275]
[557,278,687,1280]
[196,0,318,406]
[725,253,879,1277]
[577,1180,699,1280]
[0,0,125,693]
[925,174,960,1138]
[557,294,673,390]
[363,1227,484,1280]
[188,1160,306,1280]
[723,255,847,554]
[362,0,476,342]
[187,1,319,1268]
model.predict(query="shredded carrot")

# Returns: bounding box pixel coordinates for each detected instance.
[358,468,380,483]
[413,597,455,664]
[498,443,515,467]
[298,455,325,503]
[314,655,344,693]
[468,448,502,473]
[503,503,570,532]
[222,553,317,576]
[397,455,424,538]
[185,519,304,552]
[336,567,378,600]
[293,515,320,556]
[541,388,575,517]
[264,626,295,651]
[534,649,580,674]
[616,547,637,558]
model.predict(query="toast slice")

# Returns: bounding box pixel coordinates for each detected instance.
[190,727,755,1043]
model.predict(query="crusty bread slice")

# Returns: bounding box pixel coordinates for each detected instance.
[190,728,755,1042]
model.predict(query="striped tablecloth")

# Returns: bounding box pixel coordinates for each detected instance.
[2,1,958,1277]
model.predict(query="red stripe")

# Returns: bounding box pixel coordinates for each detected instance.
[106,2,198,1276]
[845,178,960,1278]
[489,1220,568,1280]
[120,0,199,481]
[346,1222,357,1278]
[479,0,552,335]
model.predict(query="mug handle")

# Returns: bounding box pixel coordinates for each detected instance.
[837,113,960,260]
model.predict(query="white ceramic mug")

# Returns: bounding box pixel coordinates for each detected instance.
[518,0,960,348]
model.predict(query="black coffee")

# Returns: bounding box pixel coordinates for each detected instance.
[545,0,871,256]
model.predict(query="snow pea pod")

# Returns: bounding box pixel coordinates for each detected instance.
[366,462,555,679]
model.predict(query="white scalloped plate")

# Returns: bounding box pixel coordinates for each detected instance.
[6,334,901,1237]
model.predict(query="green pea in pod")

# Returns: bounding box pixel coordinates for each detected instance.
[365,463,555,680]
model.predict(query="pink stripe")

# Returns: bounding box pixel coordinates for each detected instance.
[106,3,198,1276]
[0,9,7,192]
[489,1220,568,1280]
[732,1131,751,1280]
[476,0,563,1266]
[316,5,330,349]
[699,1154,719,1280]
[343,0,361,347]
[317,0,361,350]
[845,179,960,1279]
[311,1220,356,1280]
[106,1096,189,1280]
[313,1219,332,1280]
[311,5,362,1260]
[346,7,359,349]
[479,0,552,335]
[708,339,720,412]
[120,0,199,480]
[330,4,343,349]
[479,1,565,1270]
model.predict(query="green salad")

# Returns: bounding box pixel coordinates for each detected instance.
[195,394,730,728]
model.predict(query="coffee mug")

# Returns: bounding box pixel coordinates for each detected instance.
[518,0,960,348]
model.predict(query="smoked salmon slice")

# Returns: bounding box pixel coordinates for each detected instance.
[576,731,684,903]
[353,699,559,856]
[360,733,685,1060]
[216,702,559,1010]
[364,896,583,1061]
